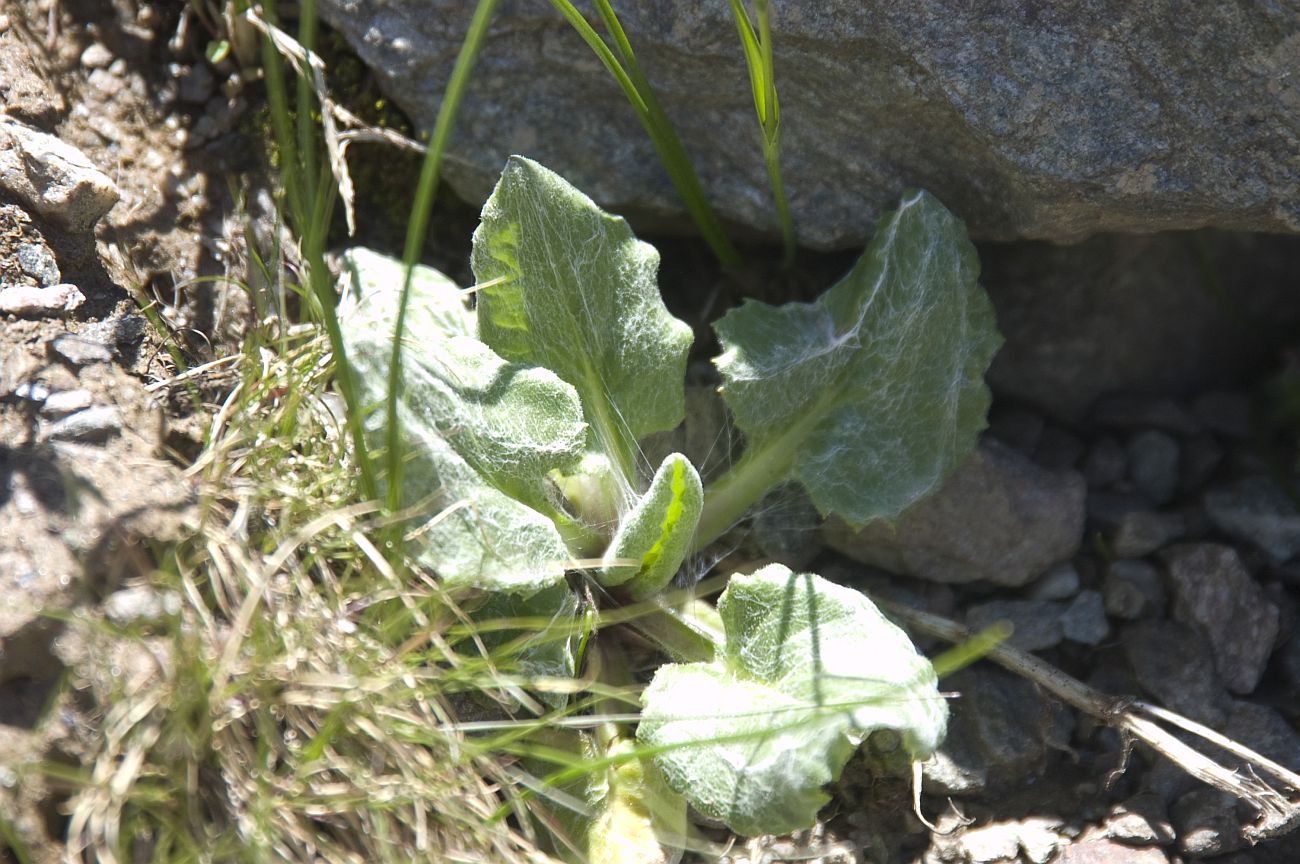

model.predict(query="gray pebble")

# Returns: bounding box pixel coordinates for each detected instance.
[1163,542,1279,694]
[13,381,50,403]
[1104,559,1167,620]
[40,389,93,416]
[49,333,113,365]
[45,405,121,442]
[967,599,1063,652]
[82,314,147,348]
[1083,435,1127,489]
[922,665,1053,795]
[1061,590,1110,645]
[1203,475,1300,564]
[1121,620,1229,726]
[1127,429,1180,505]
[1110,509,1186,558]
[1029,561,1081,600]
[1171,789,1243,857]
[1105,793,1175,846]
[80,42,114,69]
[16,243,60,286]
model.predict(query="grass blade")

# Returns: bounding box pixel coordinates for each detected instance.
[385,0,502,515]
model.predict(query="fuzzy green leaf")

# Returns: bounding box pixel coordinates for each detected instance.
[638,565,947,837]
[601,453,703,600]
[471,156,693,479]
[338,248,584,591]
[712,190,1001,529]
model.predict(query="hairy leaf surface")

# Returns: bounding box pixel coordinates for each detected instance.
[638,565,947,836]
[471,156,693,478]
[712,191,1001,528]
[338,248,582,590]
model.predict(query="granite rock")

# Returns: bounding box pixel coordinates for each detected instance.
[1163,543,1279,695]
[316,1,1300,246]
[0,117,119,231]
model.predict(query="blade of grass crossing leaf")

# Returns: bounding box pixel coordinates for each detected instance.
[385,0,501,515]
[550,0,741,268]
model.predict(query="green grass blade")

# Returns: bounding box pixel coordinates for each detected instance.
[728,0,795,266]
[385,0,502,515]
[258,2,377,501]
[552,0,742,268]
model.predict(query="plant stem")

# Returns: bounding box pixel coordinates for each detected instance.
[384,0,500,514]
[693,406,821,550]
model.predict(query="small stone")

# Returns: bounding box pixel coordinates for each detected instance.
[961,822,1021,864]
[13,381,50,403]
[1191,390,1253,441]
[103,587,181,627]
[45,405,121,442]
[0,117,120,231]
[79,42,114,69]
[1110,510,1186,558]
[1121,620,1229,725]
[81,314,147,348]
[16,243,60,286]
[1162,543,1279,694]
[1203,475,1300,564]
[967,599,1064,652]
[922,665,1052,795]
[1105,793,1175,846]
[1104,560,1167,620]
[1059,838,1169,863]
[1171,789,1243,857]
[824,440,1086,587]
[1016,819,1064,864]
[1083,436,1127,489]
[1127,430,1180,506]
[49,333,113,365]
[1090,395,1202,436]
[1061,590,1110,645]
[39,389,93,416]
[0,283,85,316]
[1029,561,1080,600]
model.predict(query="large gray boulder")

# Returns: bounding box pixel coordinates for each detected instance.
[317,0,1300,247]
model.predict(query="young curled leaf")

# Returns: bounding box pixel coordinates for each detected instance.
[600,453,703,600]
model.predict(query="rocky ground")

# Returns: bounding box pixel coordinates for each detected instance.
[2,1,1300,863]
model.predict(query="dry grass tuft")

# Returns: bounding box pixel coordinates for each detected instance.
[62,331,558,863]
